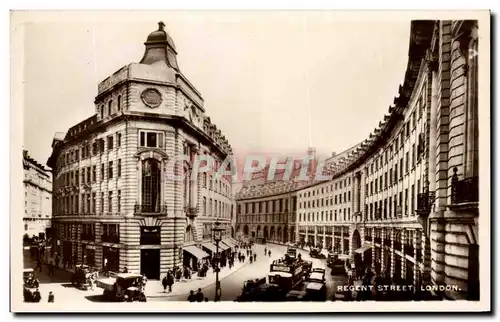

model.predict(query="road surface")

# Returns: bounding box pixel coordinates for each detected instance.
[152,243,348,301]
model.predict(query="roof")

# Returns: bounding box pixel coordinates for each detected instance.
[309,272,324,280]
[116,273,143,279]
[269,272,292,278]
[306,282,325,291]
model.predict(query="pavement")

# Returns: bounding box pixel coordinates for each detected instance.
[151,243,349,302]
[145,256,249,298]
[22,242,349,303]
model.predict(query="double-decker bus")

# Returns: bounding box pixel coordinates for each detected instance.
[268,260,305,292]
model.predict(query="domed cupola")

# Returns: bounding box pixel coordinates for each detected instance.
[140,21,179,70]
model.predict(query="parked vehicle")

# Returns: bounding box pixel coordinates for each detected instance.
[238,277,267,300]
[285,289,307,301]
[236,283,283,302]
[305,271,327,301]
[96,273,147,302]
[309,248,326,259]
[23,268,39,288]
[71,265,93,290]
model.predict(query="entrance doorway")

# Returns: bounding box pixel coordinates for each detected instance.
[141,249,160,280]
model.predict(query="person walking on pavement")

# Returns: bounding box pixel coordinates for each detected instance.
[187,290,196,302]
[167,271,174,292]
[48,291,54,303]
[268,250,271,257]
[162,275,168,292]
[32,289,41,303]
[35,258,43,273]
[264,247,267,255]
[253,253,256,262]
[195,288,204,302]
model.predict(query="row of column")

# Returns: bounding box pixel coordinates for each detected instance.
[365,227,425,290]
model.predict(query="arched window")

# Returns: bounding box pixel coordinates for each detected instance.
[108,100,113,115]
[117,95,122,111]
[141,158,161,212]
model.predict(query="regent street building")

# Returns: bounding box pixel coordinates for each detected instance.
[47,22,237,279]
[236,20,480,301]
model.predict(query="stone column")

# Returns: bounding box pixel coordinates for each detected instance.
[341,229,345,254]
[414,229,421,292]
[381,228,385,274]
[401,229,406,280]
[390,229,395,280]
[464,24,479,179]
[371,227,375,269]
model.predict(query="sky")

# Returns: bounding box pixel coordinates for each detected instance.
[21,11,411,167]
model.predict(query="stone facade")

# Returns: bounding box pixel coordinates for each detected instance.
[47,22,234,279]
[23,150,52,239]
[234,20,480,301]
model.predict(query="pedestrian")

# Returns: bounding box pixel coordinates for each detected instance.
[264,247,267,255]
[187,290,196,302]
[88,275,94,291]
[162,275,168,292]
[195,288,204,302]
[32,289,41,303]
[48,291,54,303]
[167,271,174,292]
[35,259,42,273]
[253,254,256,262]
[268,250,271,257]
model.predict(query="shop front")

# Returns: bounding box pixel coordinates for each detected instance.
[102,246,119,273]
[183,245,210,271]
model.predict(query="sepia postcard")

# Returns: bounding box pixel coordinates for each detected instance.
[10,10,491,313]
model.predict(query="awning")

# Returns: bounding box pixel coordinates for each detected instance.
[228,237,240,246]
[201,242,218,253]
[354,244,372,254]
[222,238,237,248]
[183,245,210,259]
[218,241,231,251]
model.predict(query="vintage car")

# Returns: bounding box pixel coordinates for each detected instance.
[236,283,283,302]
[23,268,39,288]
[309,248,326,259]
[96,273,147,302]
[312,267,326,275]
[301,260,313,277]
[239,277,267,299]
[71,264,94,290]
[285,289,307,301]
[305,271,327,301]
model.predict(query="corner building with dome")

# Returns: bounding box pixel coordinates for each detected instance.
[47,22,237,279]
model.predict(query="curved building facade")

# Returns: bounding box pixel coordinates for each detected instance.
[47,22,235,279]
[236,20,480,300]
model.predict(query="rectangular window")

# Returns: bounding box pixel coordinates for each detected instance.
[404,189,408,216]
[108,161,113,179]
[75,170,79,185]
[92,193,96,213]
[108,191,113,212]
[405,152,409,173]
[99,139,105,153]
[412,144,416,167]
[399,159,403,178]
[118,159,122,177]
[117,190,121,212]
[92,166,96,182]
[101,164,105,180]
[411,185,415,214]
[117,133,121,147]
[101,192,104,212]
[107,136,114,150]
[374,179,378,194]
[139,131,164,148]
[86,194,90,214]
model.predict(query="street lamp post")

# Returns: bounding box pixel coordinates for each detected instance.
[212,221,222,302]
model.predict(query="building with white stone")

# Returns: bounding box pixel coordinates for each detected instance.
[47,22,237,279]
[23,150,52,240]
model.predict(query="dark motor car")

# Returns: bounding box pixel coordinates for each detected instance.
[237,283,283,302]
[309,248,326,259]
[305,271,327,301]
